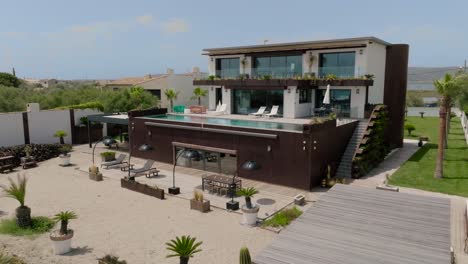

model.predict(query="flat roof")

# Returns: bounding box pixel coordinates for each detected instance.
[203,36,391,55]
[88,113,128,125]
[255,184,451,264]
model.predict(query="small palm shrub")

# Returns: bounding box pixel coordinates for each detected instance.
[239,247,251,264]
[53,130,68,144]
[405,123,416,136]
[236,187,258,209]
[191,87,208,105]
[98,254,127,264]
[166,235,202,264]
[0,174,31,228]
[52,211,77,235]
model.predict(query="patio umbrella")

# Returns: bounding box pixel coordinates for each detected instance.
[323,84,331,105]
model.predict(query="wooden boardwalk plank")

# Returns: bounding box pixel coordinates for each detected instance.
[255,184,451,264]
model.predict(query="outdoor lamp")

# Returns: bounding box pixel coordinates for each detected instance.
[169,148,201,195]
[226,160,258,211]
[127,143,153,181]
[102,137,116,146]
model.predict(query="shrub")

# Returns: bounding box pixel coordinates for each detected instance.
[100,151,116,157]
[405,123,416,136]
[0,216,54,236]
[193,191,203,202]
[262,207,302,227]
[56,101,104,112]
[98,254,127,264]
[0,251,26,264]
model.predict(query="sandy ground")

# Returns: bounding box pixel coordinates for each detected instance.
[0,154,275,264]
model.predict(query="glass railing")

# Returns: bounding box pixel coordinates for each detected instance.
[251,67,303,79]
[215,69,240,79]
[318,66,356,78]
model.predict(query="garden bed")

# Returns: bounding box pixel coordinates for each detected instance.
[120,179,165,200]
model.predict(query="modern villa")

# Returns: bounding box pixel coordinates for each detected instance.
[129,37,409,190]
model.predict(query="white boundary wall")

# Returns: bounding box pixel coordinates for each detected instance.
[0,108,103,147]
[0,112,25,147]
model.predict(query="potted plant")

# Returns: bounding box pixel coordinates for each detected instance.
[239,247,252,264]
[190,190,210,213]
[50,210,77,255]
[166,235,202,264]
[53,130,68,144]
[237,187,259,226]
[59,145,72,166]
[0,174,31,228]
[89,165,103,181]
[98,254,127,264]
[100,151,116,162]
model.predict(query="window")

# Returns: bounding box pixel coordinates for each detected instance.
[299,89,311,104]
[216,58,240,78]
[319,52,355,78]
[233,89,284,115]
[253,55,302,78]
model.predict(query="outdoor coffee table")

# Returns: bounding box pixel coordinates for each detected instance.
[202,174,242,193]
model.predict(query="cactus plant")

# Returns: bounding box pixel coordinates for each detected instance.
[239,247,251,264]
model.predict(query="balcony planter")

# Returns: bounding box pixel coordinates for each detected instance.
[241,206,259,226]
[100,151,116,162]
[59,153,71,166]
[50,230,74,255]
[190,199,210,213]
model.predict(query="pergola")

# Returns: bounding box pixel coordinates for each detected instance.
[86,113,129,147]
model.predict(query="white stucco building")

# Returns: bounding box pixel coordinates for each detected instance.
[195,37,393,119]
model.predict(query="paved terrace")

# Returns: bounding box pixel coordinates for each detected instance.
[255,184,452,264]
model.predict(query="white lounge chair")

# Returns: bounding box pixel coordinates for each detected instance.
[208,104,227,115]
[248,106,267,117]
[262,105,280,118]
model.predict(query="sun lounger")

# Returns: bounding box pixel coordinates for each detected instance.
[127,160,159,179]
[248,106,267,117]
[101,154,127,169]
[262,105,279,118]
[207,104,227,115]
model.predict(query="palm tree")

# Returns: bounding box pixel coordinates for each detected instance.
[191,87,208,105]
[53,211,78,235]
[166,235,202,264]
[433,73,462,178]
[236,187,259,209]
[0,174,31,228]
[164,89,179,112]
[53,130,67,144]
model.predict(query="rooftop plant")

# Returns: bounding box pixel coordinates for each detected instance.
[166,235,202,264]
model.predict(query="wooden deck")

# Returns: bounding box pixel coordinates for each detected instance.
[255,184,451,264]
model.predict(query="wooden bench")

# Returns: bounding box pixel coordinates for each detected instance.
[20,156,37,169]
[0,156,15,173]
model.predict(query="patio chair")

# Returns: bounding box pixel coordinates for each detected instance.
[248,106,267,117]
[101,154,127,169]
[208,104,227,115]
[262,105,279,118]
[127,160,159,178]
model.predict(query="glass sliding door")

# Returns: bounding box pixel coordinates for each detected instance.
[233,89,284,115]
[319,52,355,78]
[315,89,351,117]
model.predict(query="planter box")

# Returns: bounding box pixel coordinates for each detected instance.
[190,199,210,213]
[89,171,103,181]
[101,155,115,162]
[121,179,165,200]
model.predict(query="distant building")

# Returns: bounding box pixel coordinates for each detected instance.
[23,78,58,88]
[104,67,208,109]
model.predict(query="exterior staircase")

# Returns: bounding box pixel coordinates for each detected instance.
[336,120,368,178]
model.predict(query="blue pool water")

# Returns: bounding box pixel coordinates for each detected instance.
[145,114,304,132]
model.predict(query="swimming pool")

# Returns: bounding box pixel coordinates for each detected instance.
[144,114,304,132]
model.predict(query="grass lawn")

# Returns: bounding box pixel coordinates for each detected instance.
[0,216,54,236]
[389,117,468,197]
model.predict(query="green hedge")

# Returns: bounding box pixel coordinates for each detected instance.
[0,144,67,166]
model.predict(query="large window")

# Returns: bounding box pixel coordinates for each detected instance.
[253,55,302,78]
[319,52,355,78]
[216,58,240,78]
[316,89,351,117]
[299,89,312,104]
[233,89,283,115]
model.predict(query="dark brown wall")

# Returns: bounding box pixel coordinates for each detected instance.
[130,116,356,190]
[384,44,409,148]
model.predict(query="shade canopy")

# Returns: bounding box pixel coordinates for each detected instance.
[323,84,331,105]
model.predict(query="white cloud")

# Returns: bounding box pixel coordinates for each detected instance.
[162,18,189,33]
[136,14,154,26]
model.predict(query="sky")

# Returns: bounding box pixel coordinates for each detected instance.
[0,0,467,79]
